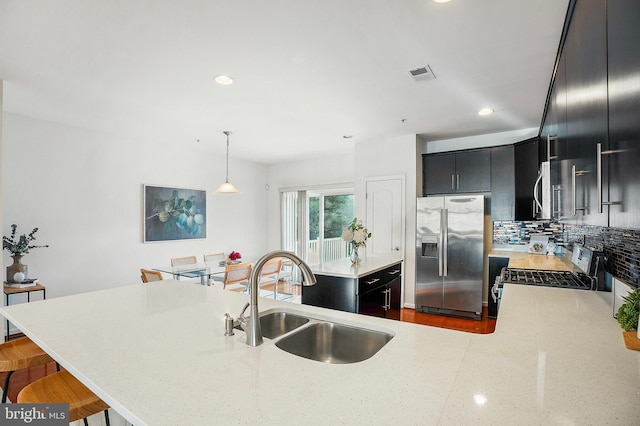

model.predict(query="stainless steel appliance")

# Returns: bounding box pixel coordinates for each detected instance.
[500,245,603,291]
[416,195,484,320]
[533,160,552,220]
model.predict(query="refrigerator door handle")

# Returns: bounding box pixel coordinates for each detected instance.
[438,208,444,277]
[443,208,448,277]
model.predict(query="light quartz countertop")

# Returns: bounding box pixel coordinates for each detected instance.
[1,280,639,425]
[309,255,402,278]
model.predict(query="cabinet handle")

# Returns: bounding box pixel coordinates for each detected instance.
[597,143,603,213]
[597,142,623,212]
[365,278,380,286]
[451,175,455,191]
[456,174,460,190]
[572,165,588,216]
[388,269,400,275]
[552,185,561,218]
[384,288,391,310]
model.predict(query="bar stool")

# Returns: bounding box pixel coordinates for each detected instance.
[0,337,54,403]
[18,370,110,426]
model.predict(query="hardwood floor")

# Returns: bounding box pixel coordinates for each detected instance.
[401,307,496,334]
[0,290,495,404]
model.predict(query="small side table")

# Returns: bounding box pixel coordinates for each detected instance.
[3,283,46,342]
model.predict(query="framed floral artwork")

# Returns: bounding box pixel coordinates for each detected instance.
[143,185,206,242]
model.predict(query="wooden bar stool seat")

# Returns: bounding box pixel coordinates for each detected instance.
[0,337,54,403]
[18,370,110,425]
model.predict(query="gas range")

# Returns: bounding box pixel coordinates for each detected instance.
[500,268,594,290]
[499,245,602,291]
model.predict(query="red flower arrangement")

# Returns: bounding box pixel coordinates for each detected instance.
[228,251,242,261]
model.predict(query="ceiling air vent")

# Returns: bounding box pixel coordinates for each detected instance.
[407,65,436,83]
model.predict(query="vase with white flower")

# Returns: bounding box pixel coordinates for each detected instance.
[341,218,371,264]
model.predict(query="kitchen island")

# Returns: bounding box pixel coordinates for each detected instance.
[0,280,638,425]
[303,256,402,319]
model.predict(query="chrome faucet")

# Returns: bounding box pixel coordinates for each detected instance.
[244,250,317,346]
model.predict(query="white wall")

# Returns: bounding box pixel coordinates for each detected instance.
[265,135,418,308]
[265,150,355,252]
[355,134,417,308]
[2,113,268,298]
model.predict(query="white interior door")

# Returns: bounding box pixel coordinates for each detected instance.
[365,176,404,256]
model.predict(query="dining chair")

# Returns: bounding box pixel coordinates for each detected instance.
[0,337,55,403]
[18,369,111,426]
[223,263,252,293]
[258,258,283,299]
[204,253,226,285]
[170,256,198,281]
[171,256,198,267]
[204,252,225,264]
[140,268,163,283]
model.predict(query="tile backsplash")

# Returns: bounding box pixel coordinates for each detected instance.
[493,221,564,246]
[493,221,640,287]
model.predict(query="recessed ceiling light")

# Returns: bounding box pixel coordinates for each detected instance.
[478,108,495,116]
[342,135,353,139]
[214,75,234,85]
[432,0,454,3]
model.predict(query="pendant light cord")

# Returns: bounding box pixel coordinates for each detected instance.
[224,131,232,183]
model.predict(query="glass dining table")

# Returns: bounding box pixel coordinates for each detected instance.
[152,262,230,285]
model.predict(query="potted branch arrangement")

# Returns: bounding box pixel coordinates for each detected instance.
[2,224,49,284]
[616,288,640,351]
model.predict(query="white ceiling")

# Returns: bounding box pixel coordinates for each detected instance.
[0,0,569,164]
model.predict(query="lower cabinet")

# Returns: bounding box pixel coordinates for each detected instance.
[302,263,402,320]
[359,275,401,320]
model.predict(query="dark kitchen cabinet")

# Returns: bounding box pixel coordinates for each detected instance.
[302,262,402,320]
[490,139,541,221]
[514,138,540,221]
[606,0,640,229]
[561,0,608,226]
[490,145,515,221]
[541,54,566,221]
[423,149,491,195]
[423,153,456,195]
[359,275,401,320]
[542,0,640,229]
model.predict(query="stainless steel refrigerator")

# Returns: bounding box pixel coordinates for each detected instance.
[416,195,484,320]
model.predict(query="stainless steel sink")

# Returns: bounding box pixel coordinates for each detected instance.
[259,312,310,339]
[275,321,393,364]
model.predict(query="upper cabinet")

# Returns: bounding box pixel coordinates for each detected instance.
[490,145,515,220]
[606,0,640,229]
[542,0,640,229]
[560,0,608,226]
[423,149,491,195]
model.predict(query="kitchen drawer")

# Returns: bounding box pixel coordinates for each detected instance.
[358,263,401,294]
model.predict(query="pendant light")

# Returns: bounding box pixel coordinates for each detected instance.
[216,131,240,193]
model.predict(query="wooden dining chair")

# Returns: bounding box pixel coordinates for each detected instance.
[140,268,163,283]
[0,337,55,403]
[223,263,252,293]
[18,370,110,426]
[204,252,225,264]
[258,258,283,299]
[169,256,198,281]
[204,253,226,285]
[171,256,197,267]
